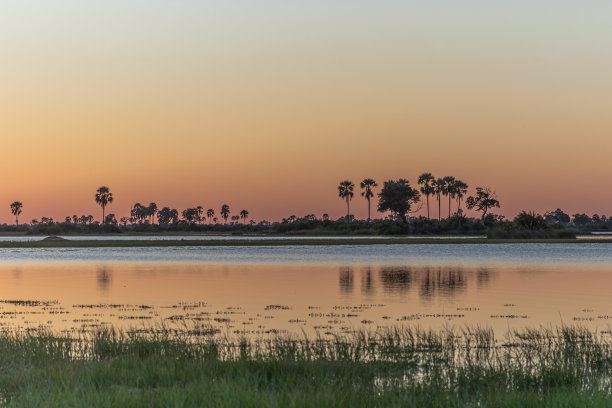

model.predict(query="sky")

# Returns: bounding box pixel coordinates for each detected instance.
[1,1,612,223]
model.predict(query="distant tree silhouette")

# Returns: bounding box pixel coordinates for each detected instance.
[514,211,546,230]
[95,186,113,224]
[220,204,230,224]
[466,187,500,220]
[131,203,146,223]
[454,180,469,214]
[206,208,215,224]
[157,207,178,225]
[433,178,446,221]
[240,209,249,224]
[104,213,118,225]
[147,202,158,224]
[544,209,570,224]
[9,201,23,225]
[337,180,355,222]
[322,213,329,221]
[417,173,435,219]
[196,206,203,224]
[377,179,421,223]
[360,178,378,222]
[442,176,456,219]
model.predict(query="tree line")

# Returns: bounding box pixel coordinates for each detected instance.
[337,174,500,223]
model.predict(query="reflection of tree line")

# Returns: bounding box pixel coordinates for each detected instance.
[339,266,495,298]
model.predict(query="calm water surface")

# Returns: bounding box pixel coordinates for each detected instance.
[0,243,611,337]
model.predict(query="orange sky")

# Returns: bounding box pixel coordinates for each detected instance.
[1,2,612,223]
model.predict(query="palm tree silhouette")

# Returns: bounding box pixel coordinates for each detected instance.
[454,180,469,214]
[417,173,435,219]
[360,178,377,222]
[206,208,215,224]
[240,210,249,224]
[95,186,113,224]
[338,180,355,222]
[442,176,456,219]
[10,201,23,225]
[148,202,158,224]
[220,204,230,224]
[433,178,446,221]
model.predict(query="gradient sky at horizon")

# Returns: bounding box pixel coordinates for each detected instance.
[1,1,612,223]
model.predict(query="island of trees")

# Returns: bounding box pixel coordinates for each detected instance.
[0,175,607,238]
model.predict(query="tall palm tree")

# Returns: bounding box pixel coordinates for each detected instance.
[433,178,446,221]
[442,176,456,219]
[360,178,378,222]
[220,204,230,224]
[240,209,249,224]
[10,201,23,225]
[337,180,355,222]
[417,173,435,219]
[95,186,113,224]
[454,180,469,214]
[148,202,158,224]
[206,208,215,224]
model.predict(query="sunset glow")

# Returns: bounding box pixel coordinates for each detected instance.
[2,1,612,223]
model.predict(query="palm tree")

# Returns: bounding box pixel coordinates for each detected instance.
[10,201,23,225]
[206,208,215,224]
[417,173,435,219]
[95,186,113,224]
[360,178,378,222]
[148,202,158,224]
[240,209,249,224]
[337,180,355,222]
[433,178,446,221]
[454,180,469,214]
[220,204,230,224]
[442,176,456,219]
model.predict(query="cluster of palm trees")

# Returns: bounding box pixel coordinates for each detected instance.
[417,174,468,221]
[338,174,471,221]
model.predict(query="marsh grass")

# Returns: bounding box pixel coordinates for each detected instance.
[0,324,611,406]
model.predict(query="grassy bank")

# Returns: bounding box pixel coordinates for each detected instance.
[0,237,610,248]
[1,325,612,406]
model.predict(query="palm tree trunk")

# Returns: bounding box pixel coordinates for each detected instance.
[367,197,371,222]
[102,206,105,225]
[448,196,451,219]
[346,198,350,223]
[438,196,441,221]
[426,195,430,219]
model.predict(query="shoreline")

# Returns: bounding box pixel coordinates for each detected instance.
[0,237,610,248]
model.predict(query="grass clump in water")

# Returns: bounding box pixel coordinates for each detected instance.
[0,325,612,406]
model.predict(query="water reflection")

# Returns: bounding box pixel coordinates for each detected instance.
[96,265,112,292]
[0,262,610,338]
[339,267,354,293]
[364,265,494,299]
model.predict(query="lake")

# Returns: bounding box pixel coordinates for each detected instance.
[0,243,611,338]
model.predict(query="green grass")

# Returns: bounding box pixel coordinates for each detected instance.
[0,237,610,248]
[1,325,612,406]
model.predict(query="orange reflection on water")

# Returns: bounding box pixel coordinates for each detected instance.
[0,263,611,337]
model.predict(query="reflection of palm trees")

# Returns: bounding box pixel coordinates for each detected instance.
[379,267,413,293]
[96,266,112,292]
[374,266,495,299]
[339,267,354,293]
[361,266,375,295]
